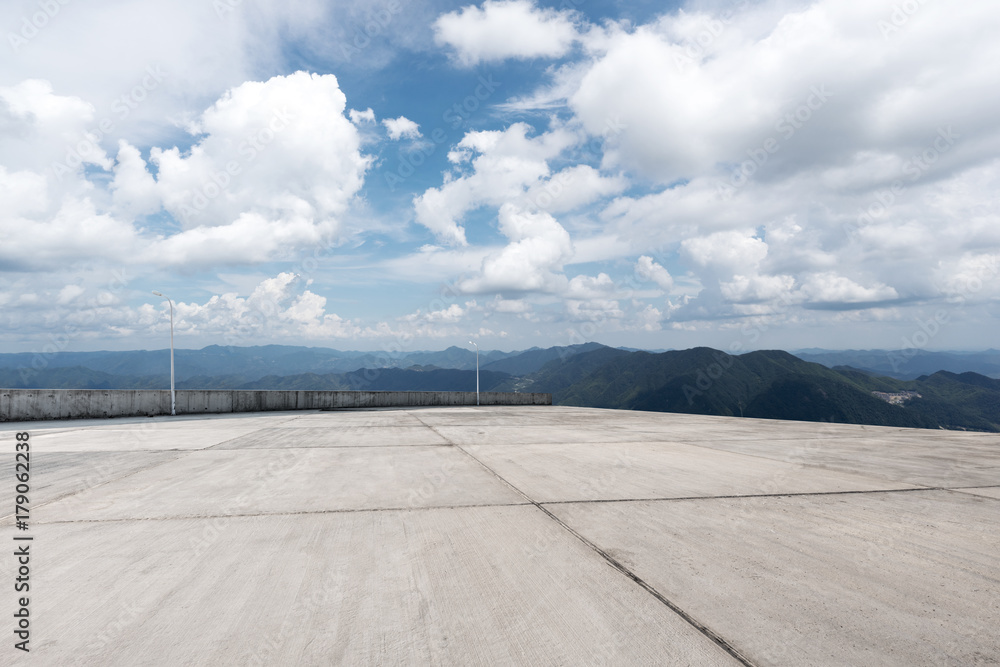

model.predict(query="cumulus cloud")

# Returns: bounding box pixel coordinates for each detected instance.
[128,72,368,266]
[111,141,160,217]
[154,273,380,342]
[635,304,663,331]
[489,0,1000,326]
[349,108,375,124]
[635,256,673,291]
[681,230,769,278]
[796,272,899,307]
[434,0,579,66]
[2,72,371,273]
[522,164,627,214]
[414,123,576,245]
[459,204,573,293]
[565,272,616,299]
[382,116,421,140]
[401,301,477,324]
[720,274,795,304]
[565,2,1000,185]
[566,297,624,322]
[0,79,114,174]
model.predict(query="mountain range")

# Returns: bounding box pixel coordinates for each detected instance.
[3,343,999,432]
[792,348,1000,380]
[0,343,602,382]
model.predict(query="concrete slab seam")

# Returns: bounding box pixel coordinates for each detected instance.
[434,432,758,667]
[539,486,944,506]
[0,451,191,521]
[23,501,536,525]
[202,415,315,450]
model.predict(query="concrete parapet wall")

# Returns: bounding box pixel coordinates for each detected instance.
[0,388,551,422]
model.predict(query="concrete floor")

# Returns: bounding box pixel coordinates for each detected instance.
[1,407,998,666]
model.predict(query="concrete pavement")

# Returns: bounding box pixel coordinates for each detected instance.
[1,406,997,665]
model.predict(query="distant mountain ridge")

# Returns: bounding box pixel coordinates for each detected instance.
[3,344,998,432]
[0,343,566,382]
[0,365,512,393]
[793,349,1000,380]
[523,347,999,432]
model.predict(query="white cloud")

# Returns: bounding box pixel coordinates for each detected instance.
[720,274,795,304]
[635,304,663,332]
[349,108,375,124]
[565,2,1000,184]
[2,71,371,272]
[157,273,378,342]
[413,122,576,245]
[402,301,476,324]
[0,191,141,268]
[132,72,368,266]
[0,79,111,173]
[635,256,673,291]
[682,230,768,278]
[490,296,535,319]
[434,0,579,67]
[566,297,623,322]
[934,253,1000,304]
[796,273,898,306]
[56,284,85,305]
[534,0,1000,324]
[111,141,159,217]
[459,204,573,293]
[382,116,422,140]
[522,165,627,214]
[565,272,616,300]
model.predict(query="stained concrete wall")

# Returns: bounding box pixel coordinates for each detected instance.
[0,388,551,422]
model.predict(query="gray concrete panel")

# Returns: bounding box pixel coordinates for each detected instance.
[10,507,735,666]
[1,407,997,665]
[28,446,526,521]
[470,441,920,502]
[548,491,1000,667]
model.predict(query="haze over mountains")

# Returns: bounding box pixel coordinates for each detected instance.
[3,344,999,432]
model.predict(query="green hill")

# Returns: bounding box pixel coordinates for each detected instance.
[524,348,1000,431]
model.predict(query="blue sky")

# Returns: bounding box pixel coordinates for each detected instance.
[1,0,999,354]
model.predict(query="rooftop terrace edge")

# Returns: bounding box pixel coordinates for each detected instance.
[0,388,552,422]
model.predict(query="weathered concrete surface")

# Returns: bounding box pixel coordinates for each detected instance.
[548,491,999,667]
[0,389,551,422]
[1,407,998,665]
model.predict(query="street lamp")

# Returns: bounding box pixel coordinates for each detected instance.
[468,340,479,406]
[152,291,176,416]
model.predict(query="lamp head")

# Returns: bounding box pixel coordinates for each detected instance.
[152,291,163,297]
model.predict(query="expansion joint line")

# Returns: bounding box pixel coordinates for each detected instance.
[427,437,758,665]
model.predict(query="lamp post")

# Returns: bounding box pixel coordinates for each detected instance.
[152,291,176,416]
[468,340,479,406]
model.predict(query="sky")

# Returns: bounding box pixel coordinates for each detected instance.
[1,0,998,355]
